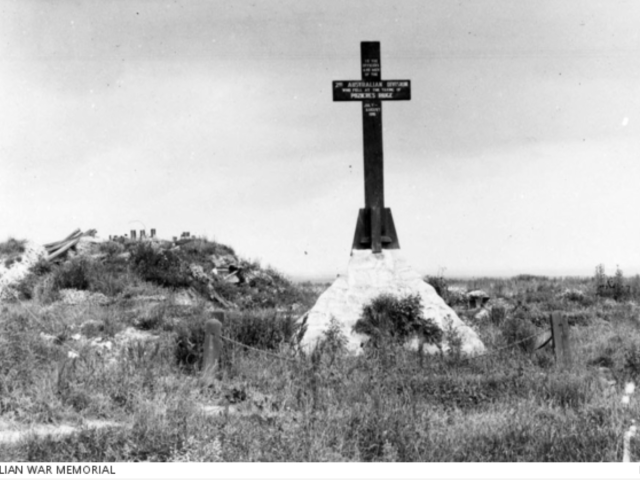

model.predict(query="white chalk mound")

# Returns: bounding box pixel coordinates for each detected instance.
[300,249,486,356]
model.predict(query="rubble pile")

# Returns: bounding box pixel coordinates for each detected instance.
[0,228,304,311]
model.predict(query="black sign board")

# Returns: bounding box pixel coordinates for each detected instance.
[332,80,411,101]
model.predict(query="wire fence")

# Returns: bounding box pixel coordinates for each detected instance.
[217,326,554,365]
[219,334,300,363]
[10,290,554,366]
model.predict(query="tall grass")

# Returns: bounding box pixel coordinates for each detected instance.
[4,267,640,461]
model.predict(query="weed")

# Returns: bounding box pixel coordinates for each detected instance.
[443,319,463,360]
[312,316,348,366]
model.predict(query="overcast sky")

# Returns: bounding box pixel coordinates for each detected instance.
[2,0,640,279]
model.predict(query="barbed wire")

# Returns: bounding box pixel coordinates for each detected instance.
[467,329,552,361]
[219,334,300,364]
[217,327,554,364]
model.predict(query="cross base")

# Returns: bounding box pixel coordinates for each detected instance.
[352,207,400,252]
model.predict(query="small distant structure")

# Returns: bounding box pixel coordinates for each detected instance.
[467,290,490,309]
[113,227,158,241]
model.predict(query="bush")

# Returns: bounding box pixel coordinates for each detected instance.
[595,264,630,302]
[177,238,235,264]
[500,311,539,353]
[0,237,26,268]
[173,309,301,373]
[488,304,507,325]
[135,304,167,331]
[0,237,26,256]
[98,241,125,257]
[587,331,640,381]
[52,257,91,290]
[354,294,442,348]
[130,243,190,289]
[225,310,301,351]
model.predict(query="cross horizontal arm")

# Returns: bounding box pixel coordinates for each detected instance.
[333,80,411,101]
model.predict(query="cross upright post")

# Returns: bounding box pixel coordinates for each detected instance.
[333,42,411,253]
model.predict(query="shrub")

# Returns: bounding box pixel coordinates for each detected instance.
[177,238,235,264]
[0,237,26,256]
[312,316,348,364]
[594,264,630,302]
[488,304,507,325]
[130,243,190,289]
[98,240,126,258]
[52,257,91,290]
[623,346,640,380]
[354,294,442,348]
[500,311,539,353]
[225,310,301,351]
[135,304,167,331]
[443,319,463,359]
[586,331,640,380]
[0,237,26,268]
[88,268,133,297]
[173,309,301,373]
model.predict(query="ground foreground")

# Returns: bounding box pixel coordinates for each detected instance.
[1,236,640,461]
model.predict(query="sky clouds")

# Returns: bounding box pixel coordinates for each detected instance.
[2,1,640,278]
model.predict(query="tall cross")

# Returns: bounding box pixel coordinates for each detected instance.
[333,42,411,253]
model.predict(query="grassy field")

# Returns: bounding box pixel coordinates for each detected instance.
[1,237,640,461]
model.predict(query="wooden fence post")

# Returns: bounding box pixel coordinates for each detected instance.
[202,311,224,384]
[551,312,572,369]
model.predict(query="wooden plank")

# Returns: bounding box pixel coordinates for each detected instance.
[202,314,224,385]
[44,229,82,250]
[559,314,572,367]
[46,237,81,261]
[551,312,572,369]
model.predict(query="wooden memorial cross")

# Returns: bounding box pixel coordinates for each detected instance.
[333,41,411,253]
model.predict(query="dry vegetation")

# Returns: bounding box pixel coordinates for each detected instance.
[1,236,640,461]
